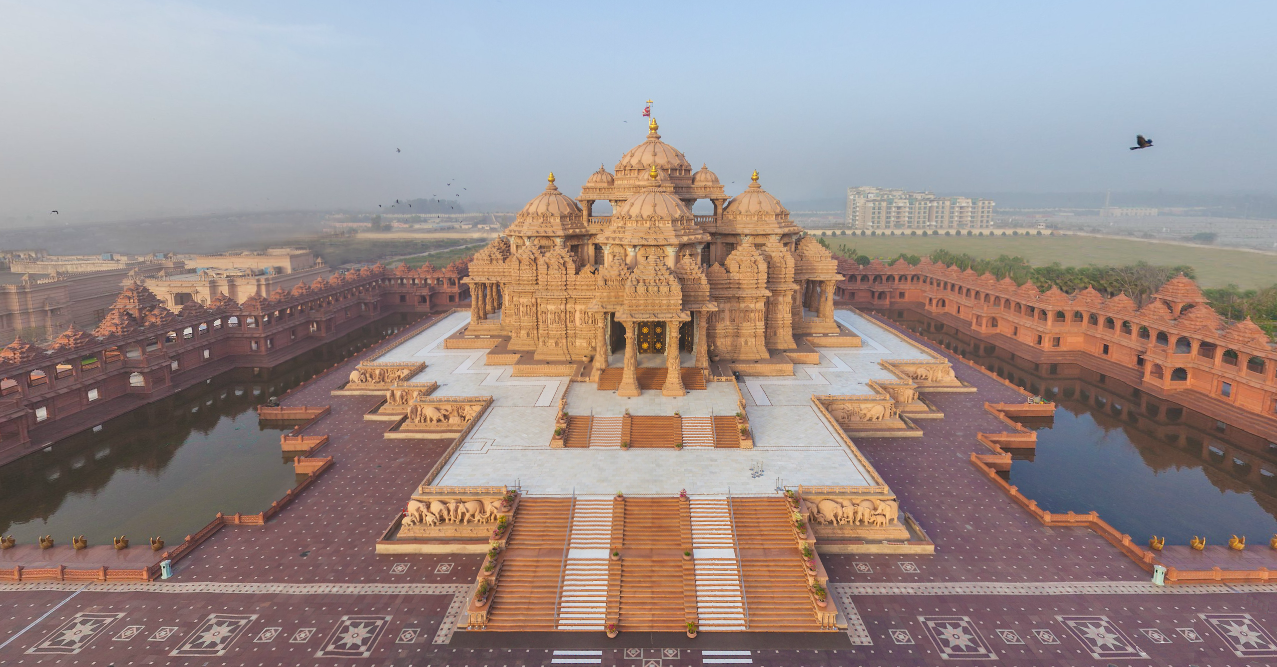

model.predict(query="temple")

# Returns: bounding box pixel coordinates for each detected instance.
[464,119,844,396]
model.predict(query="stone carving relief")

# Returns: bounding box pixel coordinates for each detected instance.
[345,361,426,388]
[407,402,485,426]
[800,497,900,528]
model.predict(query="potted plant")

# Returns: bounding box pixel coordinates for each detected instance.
[621,441,630,449]
[611,549,621,561]
[801,544,816,572]
[683,549,692,561]
[811,582,827,608]
[492,515,509,538]
[474,580,492,607]
[554,427,564,437]
[674,442,683,450]
[616,491,624,498]
[679,489,688,500]
[686,621,698,638]
[606,622,618,639]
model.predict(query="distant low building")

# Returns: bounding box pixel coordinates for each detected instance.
[845,187,994,231]
[145,249,332,308]
[1099,206,1158,217]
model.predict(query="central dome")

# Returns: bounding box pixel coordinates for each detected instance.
[615,120,693,177]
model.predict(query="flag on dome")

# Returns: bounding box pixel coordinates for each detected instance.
[642,99,651,117]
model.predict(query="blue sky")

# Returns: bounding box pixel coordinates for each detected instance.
[1,1,1273,219]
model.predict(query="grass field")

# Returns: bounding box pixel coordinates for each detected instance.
[823,234,1277,289]
[398,244,482,270]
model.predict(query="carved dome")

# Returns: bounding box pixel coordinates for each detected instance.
[507,174,586,238]
[615,120,692,176]
[723,171,789,219]
[586,164,615,187]
[596,167,710,248]
[692,164,720,187]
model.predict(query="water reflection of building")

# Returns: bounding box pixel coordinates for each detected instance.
[897,311,1277,510]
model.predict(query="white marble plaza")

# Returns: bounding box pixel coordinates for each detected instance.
[376,309,932,495]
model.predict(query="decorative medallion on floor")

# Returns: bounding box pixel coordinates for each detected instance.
[1200,613,1277,658]
[918,616,997,660]
[316,614,391,658]
[26,612,122,654]
[1056,615,1147,660]
[169,613,257,657]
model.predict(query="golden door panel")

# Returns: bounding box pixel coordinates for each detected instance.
[637,321,665,353]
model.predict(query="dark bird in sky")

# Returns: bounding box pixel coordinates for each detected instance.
[1130,135,1153,150]
[463,188,467,191]
[378,204,382,208]
[50,210,58,214]
[396,148,401,153]
[408,204,412,207]
[396,199,400,204]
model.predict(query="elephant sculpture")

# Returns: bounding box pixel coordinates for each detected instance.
[349,370,365,385]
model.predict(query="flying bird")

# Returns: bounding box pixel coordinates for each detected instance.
[50,210,58,214]
[396,199,400,204]
[378,204,382,208]
[396,148,401,153]
[1130,135,1153,150]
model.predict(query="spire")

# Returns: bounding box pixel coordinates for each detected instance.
[748,169,761,189]
[647,118,659,138]
[545,172,559,192]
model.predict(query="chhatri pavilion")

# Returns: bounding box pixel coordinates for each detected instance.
[463,118,845,396]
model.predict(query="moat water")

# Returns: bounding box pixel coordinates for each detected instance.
[883,309,1277,545]
[0,315,421,545]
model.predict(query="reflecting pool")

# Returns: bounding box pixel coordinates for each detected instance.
[884,309,1277,545]
[0,315,420,545]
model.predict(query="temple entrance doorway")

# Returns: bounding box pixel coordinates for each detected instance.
[610,315,625,354]
[636,321,665,354]
[679,319,694,353]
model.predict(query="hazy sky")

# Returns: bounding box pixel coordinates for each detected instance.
[2,1,1274,220]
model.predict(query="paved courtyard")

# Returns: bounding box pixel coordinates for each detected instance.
[3,308,1277,665]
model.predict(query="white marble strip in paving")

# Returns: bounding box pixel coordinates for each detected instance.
[0,581,472,595]
[434,585,474,644]
[831,586,872,645]
[833,581,1240,596]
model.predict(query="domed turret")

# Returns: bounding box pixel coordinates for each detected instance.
[616,120,693,176]
[506,173,587,240]
[721,170,800,237]
[586,164,615,187]
[596,165,709,250]
[692,164,720,187]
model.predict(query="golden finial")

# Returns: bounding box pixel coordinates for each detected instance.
[649,118,658,132]
[751,169,759,183]
[648,165,659,180]
[547,172,555,184]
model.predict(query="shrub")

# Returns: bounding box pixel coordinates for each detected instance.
[554,427,563,437]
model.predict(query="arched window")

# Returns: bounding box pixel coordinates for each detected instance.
[1150,363,1164,379]
[1174,337,1192,354]
[1138,326,1150,340]
[1121,321,1133,335]
[1015,303,1022,314]
[1197,341,1217,360]
[1248,356,1267,374]
[1171,367,1188,382]
[228,316,240,328]
[1038,310,1047,321]
[125,345,143,359]
[129,372,145,387]
[1088,313,1099,326]
[1072,311,1083,322]
[182,326,194,339]
[1155,332,1169,346]
[989,317,999,328]
[1055,310,1066,321]
[165,331,177,344]
[1104,317,1115,330]
[1223,349,1239,366]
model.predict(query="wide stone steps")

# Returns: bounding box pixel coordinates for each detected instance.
[597,367,708,391]
[564,415,591,448]
[587,416,623,448]
[690,498,746,630]
[557,499,613,631]
[731,497,823,632]
[628,416,681,448]
[486,497,572,631]
[712,416,742,448]
[680,416,716,448]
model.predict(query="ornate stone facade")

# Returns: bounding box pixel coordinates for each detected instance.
[465,121,843,390]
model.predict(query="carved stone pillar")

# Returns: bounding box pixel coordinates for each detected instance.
[591,315,610,381]
[693,311,709,369]
[475,284,488,320]
[486,282,497,313]
[819,280,835,321]
[617,321,641,397]
[469,284,482,321]
[662,319,686,397]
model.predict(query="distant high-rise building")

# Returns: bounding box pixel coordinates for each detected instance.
[845,187,994,230]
